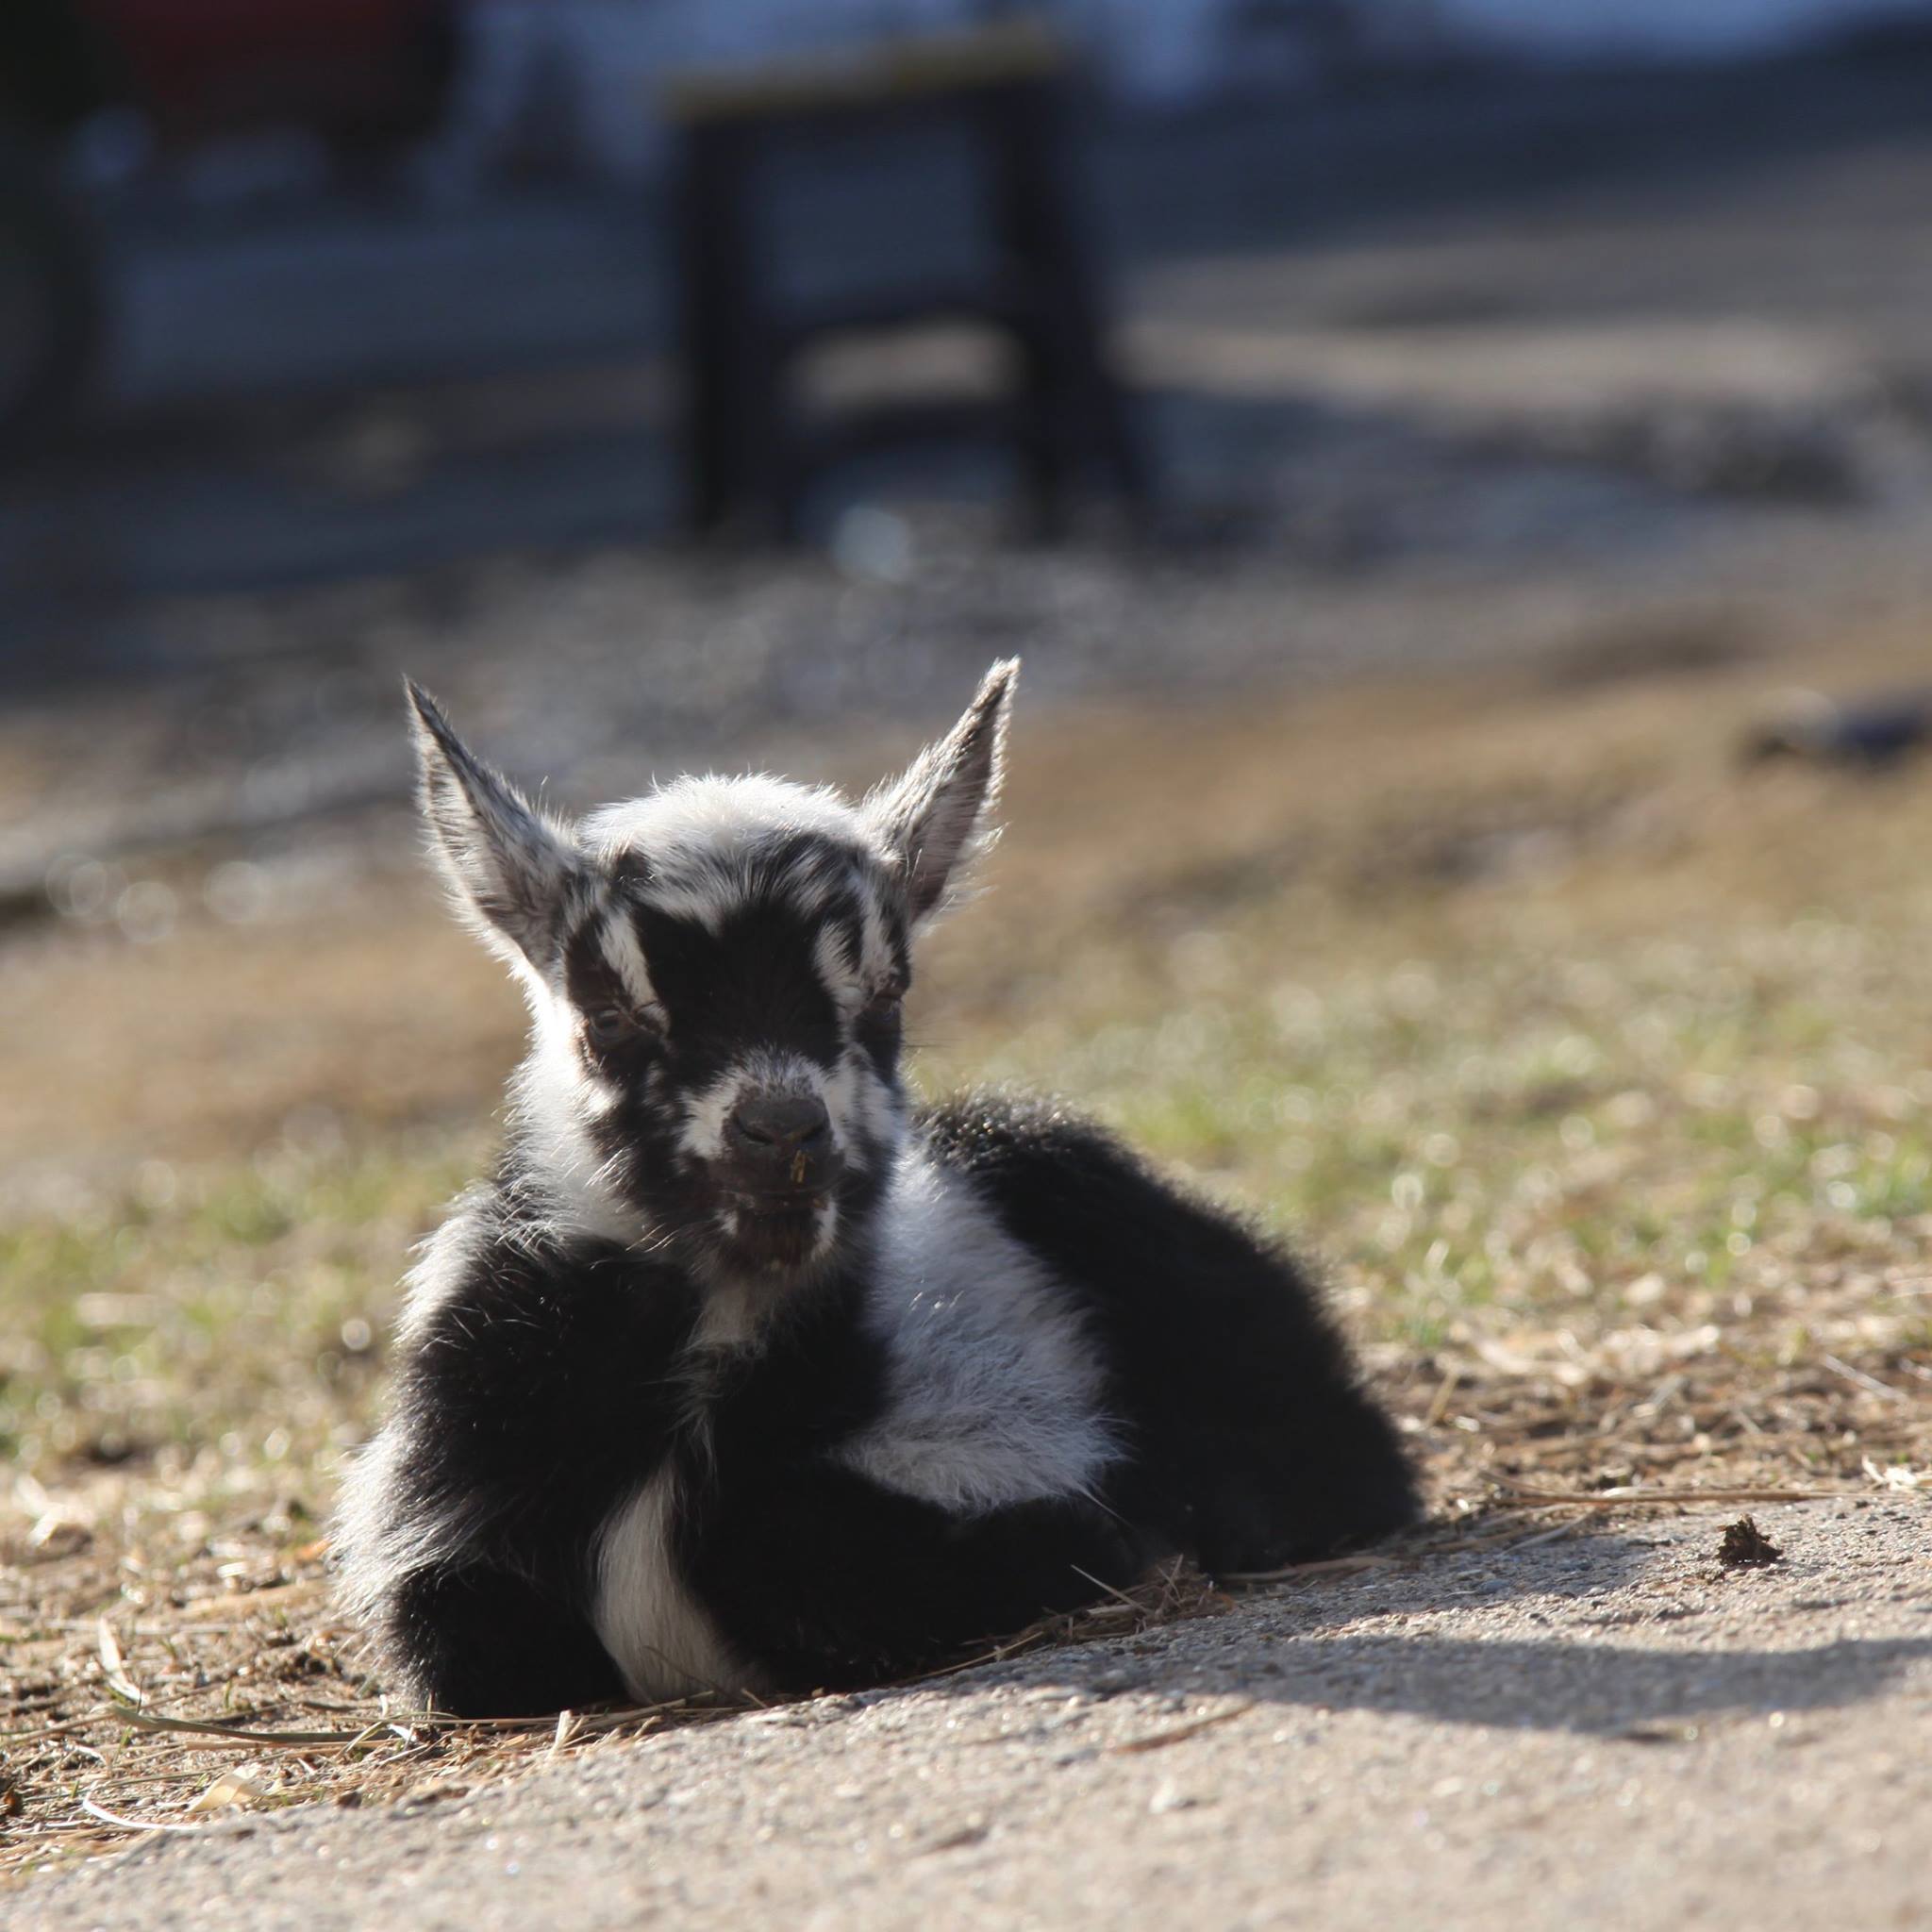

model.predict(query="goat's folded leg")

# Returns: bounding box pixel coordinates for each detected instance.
[683,1461,1155,1694]
[379,1562,625,1719]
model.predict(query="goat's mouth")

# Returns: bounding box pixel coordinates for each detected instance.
[722,1191,838,1272]
[731,1190,827,1215]
[697,1132,847,1272]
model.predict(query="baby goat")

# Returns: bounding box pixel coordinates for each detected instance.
[337,662,1417,1715]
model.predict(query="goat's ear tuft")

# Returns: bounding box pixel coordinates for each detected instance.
[405,679,581,971]
[867,658,1017,929]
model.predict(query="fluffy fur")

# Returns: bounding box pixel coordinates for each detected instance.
[335,660,1417,1714]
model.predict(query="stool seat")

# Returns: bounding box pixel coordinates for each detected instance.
[662,19,1069,127]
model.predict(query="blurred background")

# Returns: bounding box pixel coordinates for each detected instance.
[8,1,1932,882]
[5,0,1932,1842]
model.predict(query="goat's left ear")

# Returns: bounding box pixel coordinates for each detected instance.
[868,658,1017,928]
[405,679,582,972]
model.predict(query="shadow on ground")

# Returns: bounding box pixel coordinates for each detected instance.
[891,1517,1932,1738]
[1221,1631,1932,1734]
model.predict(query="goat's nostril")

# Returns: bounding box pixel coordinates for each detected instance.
[727,1095,831,1158]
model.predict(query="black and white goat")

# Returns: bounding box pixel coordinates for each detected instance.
[336,662,1417,1716]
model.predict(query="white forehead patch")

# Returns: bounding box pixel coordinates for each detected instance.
[814,923,860,1010]
[584,774,863,855]
[812,882,899,1013]
[583,774,892,938]
[858,892,896,986]
[596,906,657,1007]
[585,776,872,924]
[782,852,855,920]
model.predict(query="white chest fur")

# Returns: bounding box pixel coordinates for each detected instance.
[836,1148,1120,1514]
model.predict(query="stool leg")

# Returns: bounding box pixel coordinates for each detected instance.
[987,84,1070,538]
[675,123,804,542]
[741,308,801,543]
[676,125,755,536]
[988,79,1151,533]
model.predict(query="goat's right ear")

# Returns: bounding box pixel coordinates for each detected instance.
[867,658,1018,931]
[405,680,581,971]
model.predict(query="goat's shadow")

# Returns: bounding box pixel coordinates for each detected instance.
[855,1527,1932,1739]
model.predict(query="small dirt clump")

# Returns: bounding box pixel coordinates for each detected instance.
[1718,1517,1785,1569]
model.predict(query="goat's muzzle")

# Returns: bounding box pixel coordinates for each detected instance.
[720,1093,841,1204]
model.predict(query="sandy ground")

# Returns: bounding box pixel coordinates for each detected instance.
[18,1501,1930,1932]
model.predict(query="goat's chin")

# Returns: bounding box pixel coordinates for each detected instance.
[718,1196,841,1278]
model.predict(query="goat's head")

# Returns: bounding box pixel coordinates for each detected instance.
[406,660,1015,1286]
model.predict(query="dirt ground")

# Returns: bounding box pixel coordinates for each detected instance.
[4,636,1929,1914]
[17,1503,1932,1932]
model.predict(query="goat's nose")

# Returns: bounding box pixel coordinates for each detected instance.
[725,1094,832,1167]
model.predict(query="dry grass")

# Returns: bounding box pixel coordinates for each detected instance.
[5,628,1932,1881]
[0,1551,1225,1874]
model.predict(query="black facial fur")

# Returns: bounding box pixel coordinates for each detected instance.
[554,852,903,1281]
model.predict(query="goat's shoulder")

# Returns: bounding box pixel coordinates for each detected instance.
[915,1088,1310,1303]
[396,1183,697,1387]
[335,1183,701,1611]
[375,1180,703,1537]
[914,1089,1169,1228]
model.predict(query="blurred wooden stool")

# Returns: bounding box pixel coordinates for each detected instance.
[664,18,1148,540]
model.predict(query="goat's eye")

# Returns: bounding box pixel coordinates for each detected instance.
[584,1004,659,1051]
[862,979,906,1014]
